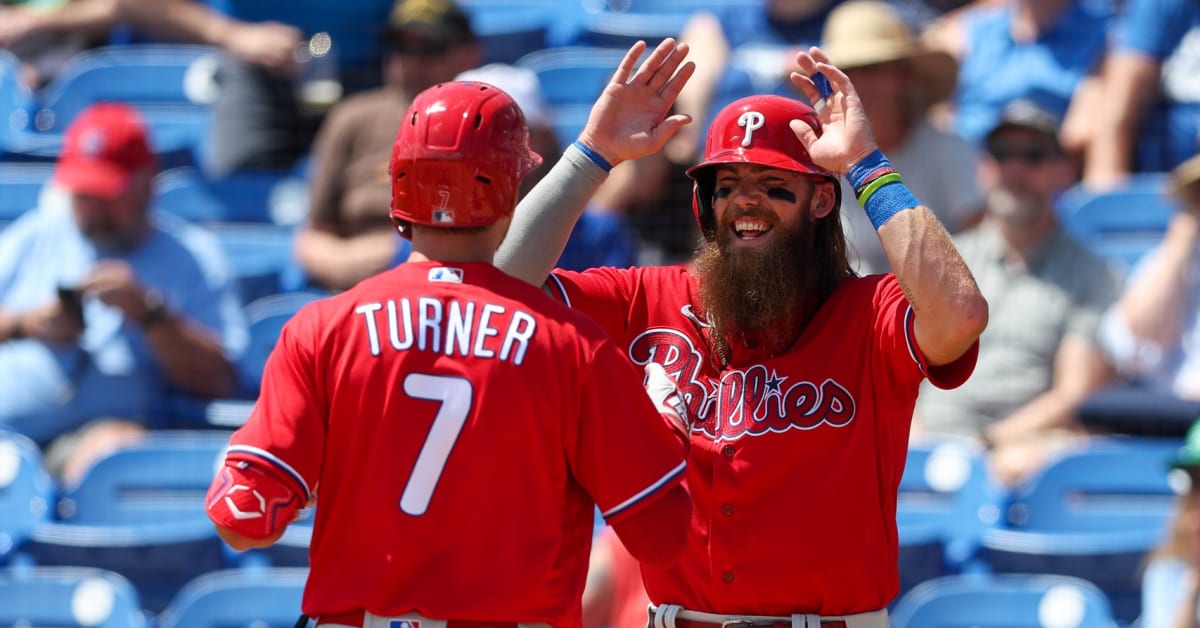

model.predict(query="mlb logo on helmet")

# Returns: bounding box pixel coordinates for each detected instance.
[388,622,421,628]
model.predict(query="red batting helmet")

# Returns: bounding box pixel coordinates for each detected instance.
[390,81,542,235]
[686,95,840,240]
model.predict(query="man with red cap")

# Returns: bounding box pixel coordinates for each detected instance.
[496,40,988,625]
[0,102,247,482]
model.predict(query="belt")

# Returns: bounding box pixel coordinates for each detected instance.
[648,609,847,628]
[316,610,522,628]
[658,619,845,628]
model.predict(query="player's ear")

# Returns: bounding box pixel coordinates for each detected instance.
[810,180,837,219]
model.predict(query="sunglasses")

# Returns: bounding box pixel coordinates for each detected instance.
[986,142,1059,165]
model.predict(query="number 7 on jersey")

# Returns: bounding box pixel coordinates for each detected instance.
[400,373,474,516]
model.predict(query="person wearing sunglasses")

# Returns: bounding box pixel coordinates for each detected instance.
[912,96,1125,487]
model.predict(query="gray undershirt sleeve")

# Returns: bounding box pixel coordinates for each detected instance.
[495,145,610,286]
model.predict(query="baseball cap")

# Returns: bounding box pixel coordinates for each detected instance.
[54,103,155,199]
[985,96,1062,145]
[385,0,476,51]
[1170,419,1200,470]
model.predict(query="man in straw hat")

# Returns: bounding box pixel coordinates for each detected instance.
[821,0,982,275]
[1086,153,1200,435]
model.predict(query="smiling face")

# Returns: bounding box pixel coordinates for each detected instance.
[710,163,834,249]
[695,162,851,353]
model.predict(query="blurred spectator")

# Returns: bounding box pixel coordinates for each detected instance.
[913,98,1123,486]
[582,526,652,628]
[1084,0,1200,186]
[928,0,1112,155]
[115,0,394,175]
[1141,420,1200,628]
[0,103,247,483]
[673,0,844,163]
[1083,154,1200,436]
[822,0,982,275]
[291,0,480,293]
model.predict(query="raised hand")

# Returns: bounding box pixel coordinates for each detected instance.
[577,38,696,168]
[787,46,879,175]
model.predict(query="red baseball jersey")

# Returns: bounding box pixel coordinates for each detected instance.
[547,265,978,615]
[218,262,686,626]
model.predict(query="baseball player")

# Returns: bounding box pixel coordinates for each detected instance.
[496,42,988,626]
[204,80,693,628]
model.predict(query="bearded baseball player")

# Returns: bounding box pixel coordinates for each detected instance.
[496,42,988,627]
[204,78,694,628]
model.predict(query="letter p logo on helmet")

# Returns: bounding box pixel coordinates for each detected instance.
[738,111,765,147]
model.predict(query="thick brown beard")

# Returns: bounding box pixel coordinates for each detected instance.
[695,200,855,357]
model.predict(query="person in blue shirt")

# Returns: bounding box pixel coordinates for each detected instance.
[931,0,1112,151]
[1086,0,1200,185]
[0,103,247,482]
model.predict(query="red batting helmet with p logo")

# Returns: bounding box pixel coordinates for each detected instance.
[685,95,840,240]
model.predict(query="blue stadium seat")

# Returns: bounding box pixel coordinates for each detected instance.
[978,437,1182,625]
[890,573,1117,628]
[20,431,234,612]
[210,223,299,304]
[896,437,1003,598]
[32,45,222,166]
[595,0,766,13]
[0,49,42,159]
[157,567,307,628]
[0,162,56,224]
[1055,174,1176,273]
[0,565,147,627]
[471,6,554,64]
[153,167,310,226]
[516,46,628,106]
[0,431,55,564]
[237,291,325,397]
[572,11,690,48]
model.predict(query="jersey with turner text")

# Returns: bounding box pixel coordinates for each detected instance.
[547,265,978,615]
[221,262,686,626]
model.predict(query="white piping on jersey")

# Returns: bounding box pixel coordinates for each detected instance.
[547,273,571,307]
[902,305,927,375]
[601,460,687,519]
[680,304,712,329]
[226,444,312,503]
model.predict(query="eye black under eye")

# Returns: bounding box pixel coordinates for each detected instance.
[714,187,732,199]
[767,188,797,203]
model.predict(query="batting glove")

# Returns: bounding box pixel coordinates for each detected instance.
[644,362,690,443]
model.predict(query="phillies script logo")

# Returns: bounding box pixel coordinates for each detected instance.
[629,328,856,442]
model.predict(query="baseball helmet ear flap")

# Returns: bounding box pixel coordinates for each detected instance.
[686,95,841,240]
[389,81,542,237]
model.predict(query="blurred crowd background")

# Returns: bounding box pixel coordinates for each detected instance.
[3,0,1200,626]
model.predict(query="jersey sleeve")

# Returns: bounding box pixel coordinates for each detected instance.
[873,275,979,391]
[567,337,687,525]
[547,267,638,340]
[223,310,327,503]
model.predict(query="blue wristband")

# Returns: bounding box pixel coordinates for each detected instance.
[571,140,613,173]
[845,148,891,191]
[862,180,920,230]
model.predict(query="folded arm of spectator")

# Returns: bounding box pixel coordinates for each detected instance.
[0,0,121,49]
[1083,51,1159,187]
[115,0,301,75]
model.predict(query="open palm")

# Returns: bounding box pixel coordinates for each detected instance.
[787,46,878,175]
[577,39,696,166]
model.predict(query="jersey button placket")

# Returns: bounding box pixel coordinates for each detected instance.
[722,504,734,517]
[722,571,734,583]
